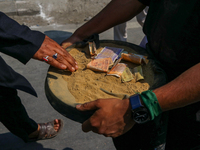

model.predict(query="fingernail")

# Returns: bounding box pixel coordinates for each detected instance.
[72,67,75,71]
[62,65,67,69]
[75,61,78,64]
[76,105,81,108]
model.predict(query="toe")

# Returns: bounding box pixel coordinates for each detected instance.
[54,119,61,132]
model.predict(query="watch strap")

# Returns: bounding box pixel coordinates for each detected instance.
[129,94,142,110]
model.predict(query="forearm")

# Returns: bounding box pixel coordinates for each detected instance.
[0,12,45,64]
[154,63,200,111]
[73,0,146,41]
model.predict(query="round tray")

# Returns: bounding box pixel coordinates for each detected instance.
[45,40,167,123]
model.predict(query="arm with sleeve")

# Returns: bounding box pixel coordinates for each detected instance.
[0,12,45,96]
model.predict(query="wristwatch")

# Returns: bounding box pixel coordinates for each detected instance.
[129,94,150,124]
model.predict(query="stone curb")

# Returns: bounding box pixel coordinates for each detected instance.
[0,1,39,16]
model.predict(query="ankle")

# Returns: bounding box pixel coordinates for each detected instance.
[28,124,40,138]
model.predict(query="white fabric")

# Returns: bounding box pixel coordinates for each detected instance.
[114,22,127,41]
[136,7,149,27]
[113,7,149,49]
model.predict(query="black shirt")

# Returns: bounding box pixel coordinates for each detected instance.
[139,0,200,80]
[138,0,200,139]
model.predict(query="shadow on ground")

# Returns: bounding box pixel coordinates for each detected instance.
[0,132,73,150]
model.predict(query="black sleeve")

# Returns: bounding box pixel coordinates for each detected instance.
[0,12,45,64]
[138,0,150,6]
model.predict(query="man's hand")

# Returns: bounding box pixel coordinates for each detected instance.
[76,98,135,138]
[33,35,78,72]
[60,34,83,50]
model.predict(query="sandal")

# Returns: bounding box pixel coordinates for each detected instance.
[28,119,64,142]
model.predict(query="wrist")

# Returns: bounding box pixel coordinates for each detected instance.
[74,28,91,42]
[129,94,150,124]
[140,90,162,120]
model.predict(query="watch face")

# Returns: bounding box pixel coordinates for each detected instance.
[133,109,150,124]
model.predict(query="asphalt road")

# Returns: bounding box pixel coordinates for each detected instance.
[0,18,144,150]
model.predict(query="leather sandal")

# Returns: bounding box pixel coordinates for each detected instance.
[28,119,64,142]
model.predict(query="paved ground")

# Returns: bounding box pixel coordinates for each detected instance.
[0,18,144,150]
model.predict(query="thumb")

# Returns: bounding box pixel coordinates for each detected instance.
[76,101,98,111]
[61,41,73,49]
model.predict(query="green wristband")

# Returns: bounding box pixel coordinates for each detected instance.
[140,90,162,120]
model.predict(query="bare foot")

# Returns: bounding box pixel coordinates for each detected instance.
[28,119,61,139]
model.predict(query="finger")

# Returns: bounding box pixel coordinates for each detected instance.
[49,53,78,72]
[82,119,93,132]
[62,51,78,69]
[46,43,77,69]
[103,128,123,138]
[103,133,120,138]
[42,53,76,71]
[43,56,72,71]
[61,41,73,49]
[76,101,99,111]
[82,117,102,133]
[54,49,78,70]
[42,36,78,70]
[49,53,76,71]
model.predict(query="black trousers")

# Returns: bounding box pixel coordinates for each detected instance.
[112,113,168,150]
[113,103,200,150]
[0,86,38,142]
